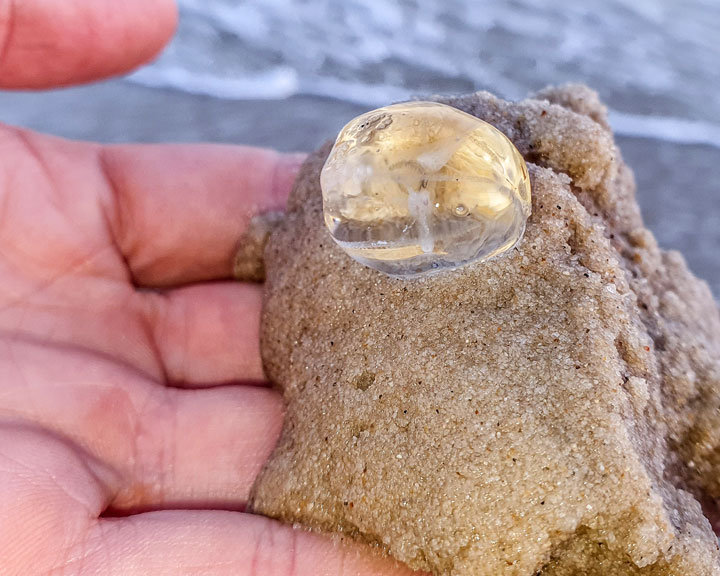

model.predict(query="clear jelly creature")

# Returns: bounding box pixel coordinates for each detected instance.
[320,101,532,277]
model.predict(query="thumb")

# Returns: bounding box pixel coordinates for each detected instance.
[0,0,177,89]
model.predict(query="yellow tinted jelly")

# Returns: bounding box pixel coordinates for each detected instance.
[321,102,531,277]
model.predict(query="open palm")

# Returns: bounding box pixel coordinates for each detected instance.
[0,1,419,574]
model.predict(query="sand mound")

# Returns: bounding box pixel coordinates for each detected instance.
[247,85,720,575]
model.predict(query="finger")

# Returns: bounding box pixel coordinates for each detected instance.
[0,0,178,89]
[99,144,305,286]
[0,127,304,288]
[90,512,424,576]
[141,282,265,384]
[0,336,284,512]
[111,384,283,512]
[0,427,422,575]
[0,277,264,386]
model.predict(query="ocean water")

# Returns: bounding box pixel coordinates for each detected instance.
[130,0,720,147]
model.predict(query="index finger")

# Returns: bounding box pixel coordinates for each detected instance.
[99,143,306,286]
[0,0,177,89]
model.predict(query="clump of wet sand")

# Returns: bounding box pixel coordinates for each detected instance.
[247,85,720,575]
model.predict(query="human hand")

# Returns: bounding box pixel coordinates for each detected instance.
[0,2,423,574]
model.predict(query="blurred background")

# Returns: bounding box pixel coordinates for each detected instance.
[0,0,718,294]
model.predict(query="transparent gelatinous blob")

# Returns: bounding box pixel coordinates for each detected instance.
[320,101,532,278]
